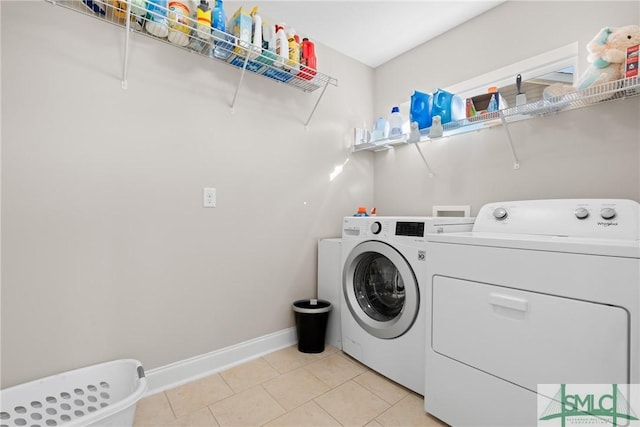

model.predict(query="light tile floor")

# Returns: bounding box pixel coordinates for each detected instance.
[133,345,448,427]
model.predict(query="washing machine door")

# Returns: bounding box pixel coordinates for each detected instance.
[343,240,419,339]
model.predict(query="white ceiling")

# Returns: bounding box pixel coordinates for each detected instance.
[228,1,505,68]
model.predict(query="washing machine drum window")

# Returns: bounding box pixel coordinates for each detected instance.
[354,253,405,321]
[344,241,420,339]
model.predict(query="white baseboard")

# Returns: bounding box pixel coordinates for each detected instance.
[144,327,297,396]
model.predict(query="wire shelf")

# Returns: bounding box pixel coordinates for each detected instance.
[354,76,640,152]
[47,0,338,93]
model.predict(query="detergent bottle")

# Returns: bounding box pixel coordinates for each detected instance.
[168,0,197,46]
[388,106,404,139]
[249,6,262,59]
[299,38,317,79]
[256,19,277,66]
[113,0,146,30]
[130,0,148,31]
[285,28,300,72]
[410,90,433,130]
[145,0,169,38]
[431,88,453,124]
[211,0,231,60]
[82,0,106,15]
[274,24,288,68]
[188,0,212,52]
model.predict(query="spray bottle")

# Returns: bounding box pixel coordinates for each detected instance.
[274,24,288,68]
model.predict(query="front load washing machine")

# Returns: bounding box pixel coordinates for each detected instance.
[340,216,474,395]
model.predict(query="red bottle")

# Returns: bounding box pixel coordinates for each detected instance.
[297,37,317,80]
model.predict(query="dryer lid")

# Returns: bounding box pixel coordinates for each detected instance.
[426,199,640,258]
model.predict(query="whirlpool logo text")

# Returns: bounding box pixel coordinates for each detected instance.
[598,221,619,227]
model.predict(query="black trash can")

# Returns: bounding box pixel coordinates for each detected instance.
[292,299,332,353]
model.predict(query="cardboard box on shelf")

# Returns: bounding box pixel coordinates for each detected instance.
[228,6,252,57]
[468,91,506,117]
[625,44,639,96]
[626,45,639,78]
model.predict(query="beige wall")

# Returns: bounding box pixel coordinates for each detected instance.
[0,1,374,387]
[373,1,640,216]
[2,0,639,389]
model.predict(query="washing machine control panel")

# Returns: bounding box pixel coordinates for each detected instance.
[370,221,382,235]
[343,217,475,240]
[395,221,425,237]
[474,199,639,240]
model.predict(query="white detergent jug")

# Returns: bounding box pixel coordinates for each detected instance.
[146,0,169,38]
[168,0,197,46]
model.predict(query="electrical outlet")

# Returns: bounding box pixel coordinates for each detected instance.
[203,187,216,208]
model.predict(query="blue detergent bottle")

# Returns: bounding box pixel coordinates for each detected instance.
[211,0,231,59]
[432,88,454,124]
[410,90,433,130]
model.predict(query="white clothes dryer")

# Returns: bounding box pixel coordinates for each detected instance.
[424,199,640,426]
[341,216,474,395]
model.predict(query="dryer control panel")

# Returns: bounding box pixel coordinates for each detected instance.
[474,199,640,240]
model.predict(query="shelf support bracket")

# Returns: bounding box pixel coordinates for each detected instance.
[121,0,132,89]
[413,142,435,178]
[499,111,520,169]
[230,53,250,113]
[304,79,330,128]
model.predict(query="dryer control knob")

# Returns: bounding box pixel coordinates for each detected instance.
[493,208,508,220]
[600,208,617,220]
[574,207,589,220]
[371,221,382,235]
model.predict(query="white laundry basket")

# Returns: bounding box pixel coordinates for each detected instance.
[0,359,147,427]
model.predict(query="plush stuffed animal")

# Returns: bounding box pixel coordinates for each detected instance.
[544,25,640,100]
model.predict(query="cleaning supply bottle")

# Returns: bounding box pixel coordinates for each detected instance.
[410,90,433,129]
[113,0,145,30]
[354,207,369,217]
[274,24,288,68]
[465,98,477,118]
[188,0,211,52]
[145,0,169,38]
[285,28,300,72]
[298,37,317,80]
[211,0,230,60]
[388,106,403,139]
[371,116,388,141]
[257,19,276,66]
[168,0,196,46]
[487,93,498,113]
[249,6,262,59]
[82,0,106,15]
[130,0,148,31]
